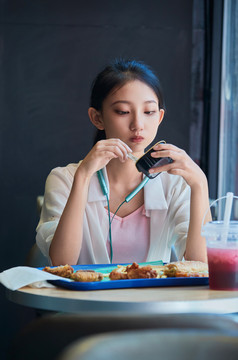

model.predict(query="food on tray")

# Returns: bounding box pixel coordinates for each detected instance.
[43,264,74,278]
[109,261,208,280]
[109,262,157,280]
[70,270,104,282]
[42,260,208,283]
[163,261,208,278]
[43,265,104,282]
[109,267,129,280]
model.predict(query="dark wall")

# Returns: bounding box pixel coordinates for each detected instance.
[0,0,194,358]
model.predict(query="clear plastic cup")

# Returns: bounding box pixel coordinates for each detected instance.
[202,220,238,290]
[202,195,238,290]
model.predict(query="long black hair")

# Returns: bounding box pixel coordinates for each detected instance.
[90,58,165,144]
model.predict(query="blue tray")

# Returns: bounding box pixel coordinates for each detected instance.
[46,263,209,291]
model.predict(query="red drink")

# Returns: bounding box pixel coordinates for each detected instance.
[207,247,238,290]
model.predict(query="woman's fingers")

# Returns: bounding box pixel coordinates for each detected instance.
[149,161,174,174]
[149,143,183,174]
[78,138,133,178]
[96,139,132,162]
[149,142,207,189]
[152,142,181,152]
[151,143,184,160]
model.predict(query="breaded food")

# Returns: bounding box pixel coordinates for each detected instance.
[163,261,208,278]
[109,267,129,280]
[126,262,157,279]
[70,270,104,282]
[43,261,208,283]
[43,264,74,278]
[109,262,157,280]
[43,265,103,282]
[109,261,208,280]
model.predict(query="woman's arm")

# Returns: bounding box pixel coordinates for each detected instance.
[149,143,211,263]
[49,138,131,265]
[185,177,210,262]
[49,169,91,265]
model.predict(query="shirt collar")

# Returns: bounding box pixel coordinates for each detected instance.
[87,168,168,210]
[144,174,168,210]
[88,168,109,203]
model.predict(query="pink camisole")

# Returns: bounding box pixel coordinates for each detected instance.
[106,205,150,263]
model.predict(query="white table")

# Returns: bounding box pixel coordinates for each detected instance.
[6,285,238,315]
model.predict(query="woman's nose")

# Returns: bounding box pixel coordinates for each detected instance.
[130,112,144,131]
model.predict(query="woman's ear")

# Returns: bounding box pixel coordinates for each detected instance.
[88,107,104,130]
[158,109,165,126]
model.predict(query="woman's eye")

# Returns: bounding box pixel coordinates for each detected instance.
[145,111,156,115]
[115,110,129,115]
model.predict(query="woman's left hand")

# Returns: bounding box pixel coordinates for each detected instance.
[150,143,211,263]
[149,143,207,189]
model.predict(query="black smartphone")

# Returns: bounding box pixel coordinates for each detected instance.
[136,141,173,179]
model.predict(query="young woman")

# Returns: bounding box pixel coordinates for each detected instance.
[36,59,211,266]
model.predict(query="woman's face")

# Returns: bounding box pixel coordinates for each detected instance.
[99,80,164,155]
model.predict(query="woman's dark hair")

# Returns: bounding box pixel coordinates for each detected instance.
[90,58,165,144]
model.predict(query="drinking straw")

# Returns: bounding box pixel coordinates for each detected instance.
[224,192,234,227]
[222,192,234,243]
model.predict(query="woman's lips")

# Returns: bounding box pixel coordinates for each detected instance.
[130,136,144,143]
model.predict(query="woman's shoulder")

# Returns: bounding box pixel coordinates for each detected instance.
[48,162,82,182]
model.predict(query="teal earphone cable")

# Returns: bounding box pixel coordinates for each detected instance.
[105,193,113,263]
[97,170,113,262]
[110,176,149,223]
[125,176,149,202]
[110,200,126,224]
[97,170,149,263]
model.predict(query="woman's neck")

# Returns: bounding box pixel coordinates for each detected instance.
[106,158,143,188]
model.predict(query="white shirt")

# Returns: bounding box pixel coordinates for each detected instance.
[36,163,191,264]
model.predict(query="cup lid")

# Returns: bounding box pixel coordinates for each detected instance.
[202,220,238,238]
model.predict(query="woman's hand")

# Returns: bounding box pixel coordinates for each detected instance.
[76,139,132,179]
[149,143,207,190]
[149,143,210,263]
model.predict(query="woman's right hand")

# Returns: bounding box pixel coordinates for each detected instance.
[76,138,132,179]
[50,138,131,265]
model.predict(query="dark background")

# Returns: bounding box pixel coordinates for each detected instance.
[0,0,222,358]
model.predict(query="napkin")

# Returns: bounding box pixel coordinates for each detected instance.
[0,266,72,291]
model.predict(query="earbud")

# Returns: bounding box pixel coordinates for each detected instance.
[97,170,108,196]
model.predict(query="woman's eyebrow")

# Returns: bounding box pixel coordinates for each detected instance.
[111,100,130,106]
[111,100,157,106]
[144,100,158,104]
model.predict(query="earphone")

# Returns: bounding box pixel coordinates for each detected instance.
[97,169,149,263]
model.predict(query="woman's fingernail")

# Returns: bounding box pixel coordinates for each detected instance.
[154,142,164,149]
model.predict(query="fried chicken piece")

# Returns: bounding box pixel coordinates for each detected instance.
[163,261,208,278]
[109,262,158,280]
[70,270,104,282]
[109,268,129,280]
[43,264,74,278]
[126,262,158,279]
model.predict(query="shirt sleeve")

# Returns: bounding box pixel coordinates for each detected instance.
[168,177,191,260]
[36,166,74,260]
